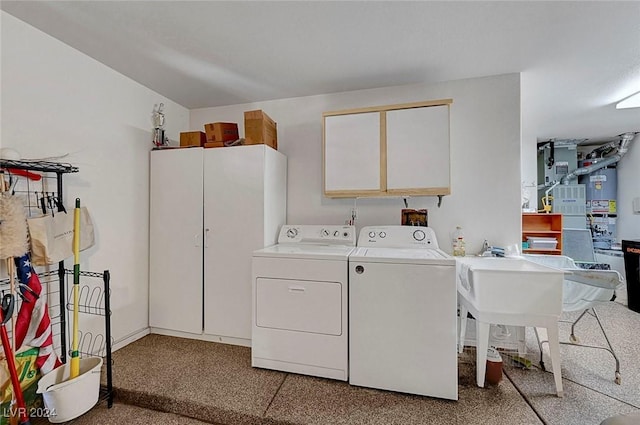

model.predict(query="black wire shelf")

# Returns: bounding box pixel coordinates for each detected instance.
[0,159,79,174]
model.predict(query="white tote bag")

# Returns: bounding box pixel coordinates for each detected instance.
[27,207,95,266]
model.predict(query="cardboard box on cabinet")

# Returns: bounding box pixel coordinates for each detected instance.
[244,110,277,150]
[204,122,239,143]
[180,131,206,147]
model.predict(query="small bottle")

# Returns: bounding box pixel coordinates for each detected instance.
[452,226,466,257]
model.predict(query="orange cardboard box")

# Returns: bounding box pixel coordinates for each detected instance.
[244,110,277,150]
[180,131,206,147]
[204,122,239,143]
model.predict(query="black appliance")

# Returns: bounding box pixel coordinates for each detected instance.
[622,240,640,313]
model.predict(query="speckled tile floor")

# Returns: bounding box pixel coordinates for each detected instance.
[32,403,216,425]
[46,303,640,425]
[104,334,543,425]
[505,302,640,425]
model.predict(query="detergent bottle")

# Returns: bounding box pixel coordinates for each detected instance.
[451,226,466,257]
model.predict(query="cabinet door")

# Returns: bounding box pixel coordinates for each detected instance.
[203,145,266,340]
[386,105,450,193]
[324,112,381,195]
[149,148,204,334]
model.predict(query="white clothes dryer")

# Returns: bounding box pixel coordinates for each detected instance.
[349,225,458,400]
[252,225,355,380]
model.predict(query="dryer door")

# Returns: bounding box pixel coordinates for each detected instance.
[256,278,342,335]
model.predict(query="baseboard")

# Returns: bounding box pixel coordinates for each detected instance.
[149,327,251,347]
[112,327,151,352]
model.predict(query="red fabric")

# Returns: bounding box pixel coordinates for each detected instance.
[14,254,62,374]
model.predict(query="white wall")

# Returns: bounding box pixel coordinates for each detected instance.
[1,12,189,347]
[0,11,523,348]
[191,74,522,254]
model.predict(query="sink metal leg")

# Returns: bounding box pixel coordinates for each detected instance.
[534,326,547,371]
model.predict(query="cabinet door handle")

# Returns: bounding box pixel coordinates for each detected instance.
[204,228,210,248]
[288,286,305,293]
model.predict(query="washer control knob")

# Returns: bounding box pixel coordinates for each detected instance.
[355,265,365,274]
[286,228,298,238]
[321,229,330,237]
[379,231,386,238]
[343,231,350,238]
[368,231,376,238]
[334,230,340,237]
[413,229,426,241]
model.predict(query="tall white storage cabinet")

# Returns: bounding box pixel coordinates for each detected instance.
[150,147,204,335]
[150,145,287,345]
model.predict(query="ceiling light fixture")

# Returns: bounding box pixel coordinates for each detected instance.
[616,91,640,109]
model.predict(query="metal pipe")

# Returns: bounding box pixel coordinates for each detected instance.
[561,155,621,184]
[617,131,636,155]
[545,180,560,198]
[540,180,561,213]
[561,132,637,184]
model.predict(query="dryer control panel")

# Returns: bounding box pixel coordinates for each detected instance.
[278,225,356,246]
[358,225,440,249]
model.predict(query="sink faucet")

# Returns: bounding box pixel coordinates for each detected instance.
[478,240,505,257]
[479,240,491,256]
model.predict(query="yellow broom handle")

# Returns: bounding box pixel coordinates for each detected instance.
[70,198,81,379]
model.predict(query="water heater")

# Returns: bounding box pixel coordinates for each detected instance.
[579,160,617,215]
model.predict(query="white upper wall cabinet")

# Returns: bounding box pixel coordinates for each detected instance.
[386,105,450,192]
[323,99,452,198]
[324,112,381,192]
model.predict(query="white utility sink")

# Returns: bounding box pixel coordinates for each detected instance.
[456,256,564,317]
[456,256,567,397]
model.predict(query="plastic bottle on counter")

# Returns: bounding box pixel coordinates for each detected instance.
[452,226,466,257]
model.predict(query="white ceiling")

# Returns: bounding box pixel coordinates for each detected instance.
[2,1,639,141]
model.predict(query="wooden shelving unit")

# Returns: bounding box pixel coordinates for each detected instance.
[522,213,563,255]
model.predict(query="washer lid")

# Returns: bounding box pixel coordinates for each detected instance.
[253,244,355,260]
[349,247,455,265]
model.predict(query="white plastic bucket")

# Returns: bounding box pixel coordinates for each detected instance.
[36,357,103,423]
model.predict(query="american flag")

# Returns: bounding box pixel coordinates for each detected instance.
[13,253,62,374]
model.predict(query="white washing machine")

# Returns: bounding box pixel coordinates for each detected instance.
[252,225,355,380]
[349,225,458,400]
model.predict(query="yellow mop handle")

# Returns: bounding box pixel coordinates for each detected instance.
[70,198,81,379]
